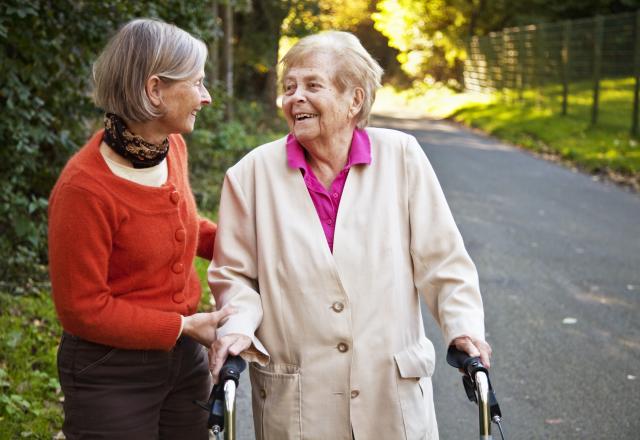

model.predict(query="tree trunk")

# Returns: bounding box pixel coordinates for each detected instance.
[224,0,234,120]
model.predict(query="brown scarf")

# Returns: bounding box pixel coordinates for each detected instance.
[103,113,169,168]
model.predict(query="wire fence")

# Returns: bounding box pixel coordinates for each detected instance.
[464,10,640,136]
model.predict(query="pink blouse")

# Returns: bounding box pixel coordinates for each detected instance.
[286,129,372,252]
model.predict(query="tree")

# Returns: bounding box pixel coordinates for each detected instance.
[372,0,640,87]
[0,0,220,291]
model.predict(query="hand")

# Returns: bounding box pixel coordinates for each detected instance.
[209,333,252,383]
[181,307,236,348]
[451,335,492,369]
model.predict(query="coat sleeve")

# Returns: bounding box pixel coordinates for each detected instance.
[405,135,486,347]
[197,217,217,260]
[48,184,182,350]
[208,170,269,365]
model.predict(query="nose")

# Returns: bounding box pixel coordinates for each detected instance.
[200,84,211,106]
[291,87,306,102]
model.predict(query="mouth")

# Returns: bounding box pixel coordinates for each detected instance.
[294,113,318,121]
[191,109,201,117]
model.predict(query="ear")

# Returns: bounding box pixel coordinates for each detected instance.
[348,87,365,119]
[145,75,163,107]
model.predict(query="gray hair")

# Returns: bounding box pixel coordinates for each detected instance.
[93,18,207,122]
[280,31,383,129]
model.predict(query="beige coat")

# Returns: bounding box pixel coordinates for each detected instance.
[208,127,485,440]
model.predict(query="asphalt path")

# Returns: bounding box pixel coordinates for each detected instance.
[228,116,640,440]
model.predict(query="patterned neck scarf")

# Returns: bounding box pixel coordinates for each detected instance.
[103,113,169,169]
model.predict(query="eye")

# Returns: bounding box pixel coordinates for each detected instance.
[284,83,296,95]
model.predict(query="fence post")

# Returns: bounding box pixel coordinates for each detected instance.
[632,10,640,137]
[535,22,545,107]
[561,20,571,116]
[591,16,603,126]
[517,27,525,102]
[223,0,234,121]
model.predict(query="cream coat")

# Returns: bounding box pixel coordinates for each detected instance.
[208,127,485,440]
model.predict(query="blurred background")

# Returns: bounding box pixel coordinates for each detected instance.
[1,1,639,438]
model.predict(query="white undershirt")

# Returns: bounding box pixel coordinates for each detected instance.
[101,149,168,187]
[100,147,184,337]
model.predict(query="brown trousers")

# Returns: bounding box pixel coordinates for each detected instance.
[57,332,211,439]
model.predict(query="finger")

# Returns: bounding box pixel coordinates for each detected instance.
[211,339,232,382]
[455,337,481,358]
[228,336,250,356]
[476,340,492,368]
[212,306,237,325]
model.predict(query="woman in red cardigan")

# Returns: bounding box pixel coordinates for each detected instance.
[47,18,233,439]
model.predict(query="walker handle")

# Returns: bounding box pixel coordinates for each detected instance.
[219,355,246,386]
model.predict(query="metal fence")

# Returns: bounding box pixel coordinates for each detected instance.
[464,10,640,135]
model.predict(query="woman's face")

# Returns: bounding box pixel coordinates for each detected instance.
[156,69,211,135]
[282,53,356,146]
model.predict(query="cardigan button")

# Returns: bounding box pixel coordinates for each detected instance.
[332,302,344,313]
[337,342,349,353]
[175,229,186,242]
[172,262,184,274]
[170,191,180,204]
[172,292,185,303]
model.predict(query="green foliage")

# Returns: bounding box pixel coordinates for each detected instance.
[0,0,220,292]
[448,78,640,187]
[372,0,640,86]
[0,290,63,438]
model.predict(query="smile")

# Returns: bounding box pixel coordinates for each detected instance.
[295,113,318,121]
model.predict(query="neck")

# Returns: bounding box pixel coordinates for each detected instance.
[100,142,132,167]
[304,126,356,189]
[125,119,168,145]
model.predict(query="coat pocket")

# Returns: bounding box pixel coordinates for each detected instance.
[393,337,437,440]
[250,362,302,440]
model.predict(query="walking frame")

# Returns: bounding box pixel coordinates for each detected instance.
[447,346,505,440]
[195,355,247,440]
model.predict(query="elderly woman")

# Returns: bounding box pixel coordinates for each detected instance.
[208,31,491,440]
[48,19,233,439]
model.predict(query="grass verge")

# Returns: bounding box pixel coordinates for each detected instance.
[0,289,63,439]
[375,78,640,191]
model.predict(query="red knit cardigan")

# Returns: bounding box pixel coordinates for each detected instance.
[48,130,216,350]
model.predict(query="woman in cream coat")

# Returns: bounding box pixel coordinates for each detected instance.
[208,31,492,440]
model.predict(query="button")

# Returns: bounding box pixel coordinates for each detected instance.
[175,229,186,242]
[172,292,185,303]
[337,342,349,353]
[332,302,344,313]
[259,389,266,399]
[350,390,360,399]
[332,192,339,198]
[326,219,333,225]
[172,262,184,274]
[170,191,180,204]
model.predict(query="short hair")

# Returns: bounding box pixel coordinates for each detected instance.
[280,31,383,129]
[93,18,207,122]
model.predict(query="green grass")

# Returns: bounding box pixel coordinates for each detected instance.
[376,78,640,188]
[0,289,63,439]
[452,78,640,177]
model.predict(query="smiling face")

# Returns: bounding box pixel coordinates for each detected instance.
[282,53,358,147]
[156,69,211,135]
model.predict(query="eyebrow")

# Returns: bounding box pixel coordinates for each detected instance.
[284,73,325,83]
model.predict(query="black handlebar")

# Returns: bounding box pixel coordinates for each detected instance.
[447,345,504,435]
[195,355,247,430]
[219,354,246,386]
[446,346,488,378]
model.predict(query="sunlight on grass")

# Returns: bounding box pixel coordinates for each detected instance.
[387,77,639,185]
[372,84,493,119]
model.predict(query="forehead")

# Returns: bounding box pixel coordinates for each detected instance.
[284,52,335,81]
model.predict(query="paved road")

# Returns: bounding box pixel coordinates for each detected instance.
[230,116,640,439]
